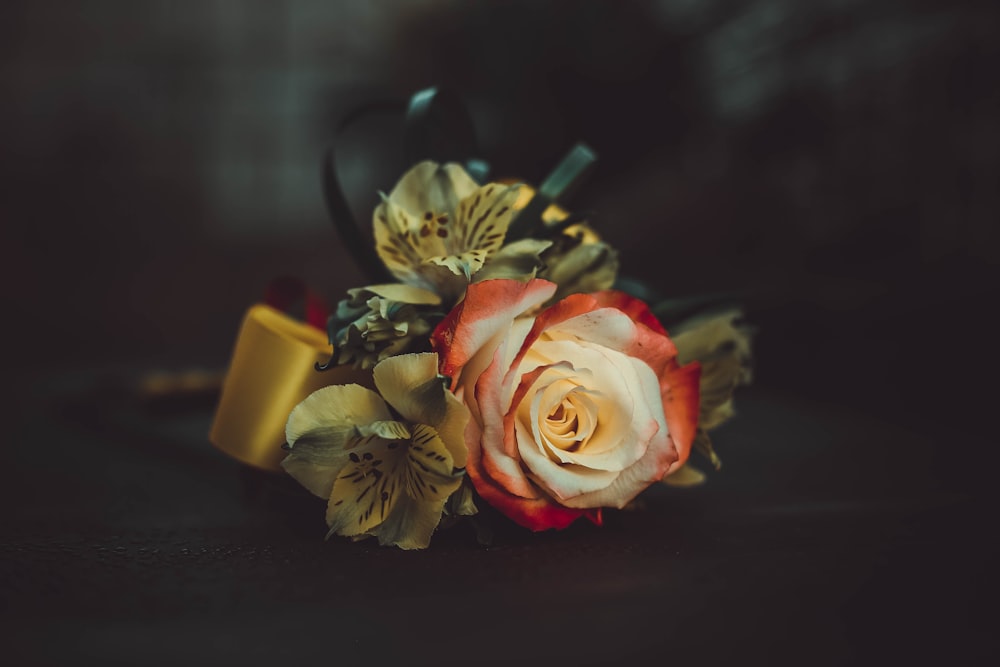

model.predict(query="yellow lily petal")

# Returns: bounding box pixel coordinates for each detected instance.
[325,423,462,549]
[282,384,391,498]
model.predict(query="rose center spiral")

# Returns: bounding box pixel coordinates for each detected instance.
[540,387,597,454]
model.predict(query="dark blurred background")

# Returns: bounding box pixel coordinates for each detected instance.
[4,0,998,431]
[2,1,999,663]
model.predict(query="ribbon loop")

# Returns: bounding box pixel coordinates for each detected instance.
[404,87,482,170]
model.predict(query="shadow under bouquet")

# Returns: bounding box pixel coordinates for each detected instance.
[211,90,752,549]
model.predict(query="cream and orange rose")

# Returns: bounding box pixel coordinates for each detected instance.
[432,278,700,531]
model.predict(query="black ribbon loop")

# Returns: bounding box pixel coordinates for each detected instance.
[321,88,488,286]
[321,99,402,285]
[404,87,486,180]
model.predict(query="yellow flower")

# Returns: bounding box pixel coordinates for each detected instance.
[663,310,754,486]
[282,353,469,549]
[374,161,522,301]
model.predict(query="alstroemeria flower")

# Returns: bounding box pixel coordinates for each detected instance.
[374,161,523,301]
[330,284,442,369]
[282,353,469,549]
[432,279,700,531]
[664,310,754,485]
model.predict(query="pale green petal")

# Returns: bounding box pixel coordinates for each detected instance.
[285,384,390,446]
[283,425,358,466]
[672,310,753,435]
[540,238,619,301]
[373,197,431,289]
[326,437,407,538]
[282,384,391,499]
[372,353,449,427]
[281,458,343,500]
[662,463,707,487]
[332,285,439,370]
[415,261,473,303]
[374,496,449,550]
[444,478,478,517]
[361,283,441,306]
[402,425,462,501]
[388,161,479,217]
[454,183,520,257]
[474,238,552,283]
[325,424,462,549]
[433,390,470,469]
[375,424,464,548]
[693,430,723,470]
[357,420,411,440]
[425,250,489,279]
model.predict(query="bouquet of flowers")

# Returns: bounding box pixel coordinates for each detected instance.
[210,92,752,549]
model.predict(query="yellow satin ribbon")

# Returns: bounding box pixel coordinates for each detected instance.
[209,304,366,472]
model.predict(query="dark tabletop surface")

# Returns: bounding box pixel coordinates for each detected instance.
[1,325,994,666]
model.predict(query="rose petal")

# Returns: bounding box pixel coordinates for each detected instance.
[495,292,600,400]
[559,425,673,510]
[465,444,585,531]
[433,278,556,381]
[660,359,701,476]
[521,340,651,469]
[516,418,621,501]
[473,343,542,499]
[591,290,668,335]
[553,307,677,365]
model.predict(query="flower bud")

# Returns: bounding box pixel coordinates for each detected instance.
[330,284,441,370]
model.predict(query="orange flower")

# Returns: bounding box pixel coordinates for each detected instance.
[432,279,700,531]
